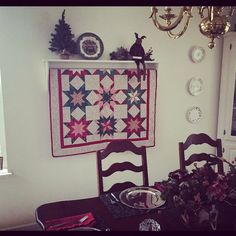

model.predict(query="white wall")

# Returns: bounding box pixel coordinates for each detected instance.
[230,11,236,31]
[0,7,224,228]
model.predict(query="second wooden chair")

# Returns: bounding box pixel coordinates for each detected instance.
[178,133,224,174]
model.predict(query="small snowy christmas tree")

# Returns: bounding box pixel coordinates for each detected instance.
[49,9,76,57]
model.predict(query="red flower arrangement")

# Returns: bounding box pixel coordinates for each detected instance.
[154,156,236,230]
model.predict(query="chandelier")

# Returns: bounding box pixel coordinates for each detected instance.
[149,6,235,49]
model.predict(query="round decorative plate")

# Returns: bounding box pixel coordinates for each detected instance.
[190,46,205,63]
[77,32,104,60]
[188,77,204,96]
[119,186,166,209]
[186,106,203,123]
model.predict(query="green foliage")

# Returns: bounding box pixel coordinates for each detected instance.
[49,10,76,54]
[110,47,132,60]
[144,47,155,61]
[110,46,155,61]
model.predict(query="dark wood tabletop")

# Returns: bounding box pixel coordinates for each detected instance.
[35,195,190,231]
[35,194,236,231]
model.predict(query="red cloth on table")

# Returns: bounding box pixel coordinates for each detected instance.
[45,212,96,231]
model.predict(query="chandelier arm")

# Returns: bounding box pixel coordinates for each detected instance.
[167,15,192,39]
[200,6,213,18]
[150,6,235,49]
[198,6,205,18]
[210,6,214,21]
[150,7,190,31]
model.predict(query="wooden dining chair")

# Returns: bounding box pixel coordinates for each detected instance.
[96,140,149,195]
[179,133,224,174]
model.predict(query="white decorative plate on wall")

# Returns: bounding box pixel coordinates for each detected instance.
[188,77,204,96]
[190,46,205,63]
[186,106,203,123]
[76,32,104,60]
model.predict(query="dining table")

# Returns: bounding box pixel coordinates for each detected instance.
[35,187,236,231]
[36,193,181,231]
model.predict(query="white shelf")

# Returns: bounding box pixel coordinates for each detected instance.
[45,59,158,64]
[45,59,158,70]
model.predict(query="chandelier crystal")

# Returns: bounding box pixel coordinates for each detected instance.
[149,6,235,49]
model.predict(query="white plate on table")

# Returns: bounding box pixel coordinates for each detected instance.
[119,186,165,210]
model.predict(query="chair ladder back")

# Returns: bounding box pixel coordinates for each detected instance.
[97,150,104,195]
[216,138,224,174]
[105,181,137,194]
[102,161,145,177]
[141,148,149,186]
[185,153,220,166]
[96,140,149,195]
[182,133,218,150]
[100,140,145,160]
[179,142,186,172]
[178,133,224,174]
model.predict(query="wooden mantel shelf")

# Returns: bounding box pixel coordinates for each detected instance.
[45,59,158,70]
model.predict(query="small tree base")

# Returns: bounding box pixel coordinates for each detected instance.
[60,49,70,59]
[60,53,70,59]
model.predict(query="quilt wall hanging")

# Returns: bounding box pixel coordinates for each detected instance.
[49,66,157,157]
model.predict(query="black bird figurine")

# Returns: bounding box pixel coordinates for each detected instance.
[129,32,146,81]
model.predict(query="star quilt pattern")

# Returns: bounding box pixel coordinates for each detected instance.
[49,68,157,157]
